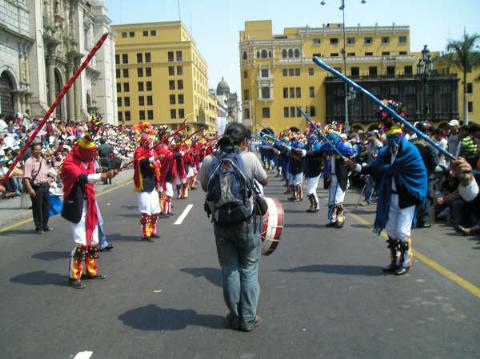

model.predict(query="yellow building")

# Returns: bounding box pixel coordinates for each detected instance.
[240,20,480,133]
[112,21,216,132]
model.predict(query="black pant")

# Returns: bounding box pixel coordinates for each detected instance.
[31,183,50,230]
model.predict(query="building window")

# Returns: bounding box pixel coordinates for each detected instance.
[123,83,129,92]
[387,66,395,77]
[178,94,184,104]
[282,49,287,58]
[369,66,377,77]
[243,70,248,79]
[330,53,339,57]
[404,65,413,75]
[125,111,131,121]
[288,49,293,58]
[143,30,148,37]
[399,35,407,43]
[261,87,270,99]
[116,69,120,78]
[399,51,408,55]
[169,80,175,90]
[146,81,152,91]
[121,32,127,38]
[137,68,143,77]
[116,83,121,93]
[261,49,268,58]
[177,66,183,75]
[381,36,390,44]
[122,69,129,78]
[242,51,247,60]
[313,38,321,45]
[168,51,174,61]
[269,50,272,57]
[170,109,176,119]
[262,107,270,118]
[309,86,315,98]
[179,109,185,118]
[145,67,152,77]
[147,96,153,106]
[330,38,339,45]
[261,69,269,78]
[283,88,288,99]
[467,83,473,94]
[145,53,151,63]
[296,87,301,98]
[170,94,176,104]
[117,97,122,107]
[468,101,473,112]
[289,87,295,98]
[176,51,182,61]
[139,96,145,106]
[365,52,373,56]
[290,107,295,118]
[313,53,321,58]
[118,111,123,121]
[308,68,314,76]
[244,89,250,101]
[351,67,359,77]
[148,110,153,120]
[139,110,145,120]
[122,54,128,64]
[295,68,300,76]
[364,37,373,44]
[177,80,183,90]
[282,69,288,76]
[138,82,144,91]
[347,52,355,57]
[169,66,175,76]
[137,53,143,63]
[151,30,156,36]
[347,37,355,45]
[294,48,300,58]
[129,31,135,38]
[382,51,390,56]
[124,97,130,106]
[115,54,120,65]
[284,107,289,117]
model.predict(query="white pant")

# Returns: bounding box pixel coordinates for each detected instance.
[306,175,320,195]
[289,173,303,186]
[137,189,161,214]
[71,201,102,246]
[328,175,346,205]
[385,194,416,241]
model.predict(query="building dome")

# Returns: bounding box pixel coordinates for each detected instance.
[216,77,230,96]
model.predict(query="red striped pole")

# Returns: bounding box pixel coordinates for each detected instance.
[0,32,109,186]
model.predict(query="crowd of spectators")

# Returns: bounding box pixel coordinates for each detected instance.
[0,112,135,200]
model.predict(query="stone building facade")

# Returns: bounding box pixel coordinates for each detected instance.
[0,0,117,123]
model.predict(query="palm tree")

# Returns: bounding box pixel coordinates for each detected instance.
[443,32,480,125]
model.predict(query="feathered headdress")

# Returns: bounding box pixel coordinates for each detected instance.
[132,121,156,144]
[375,99,405,135]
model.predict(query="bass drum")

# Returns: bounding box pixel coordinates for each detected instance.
[258,197,284,256]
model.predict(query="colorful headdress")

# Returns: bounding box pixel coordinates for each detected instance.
[375,99,405,135]
[132,121,156,145]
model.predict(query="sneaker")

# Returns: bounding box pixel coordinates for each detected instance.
[43,226,54,232]
[68,279,86,289]
[240,315,262,332]
[35,228,44,234]
[394,266,410,276]
[100,243,114,252]
[382,264,397,274]
[86,273,107,280]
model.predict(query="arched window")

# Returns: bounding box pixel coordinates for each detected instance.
[294,48,300,58]
[242,51,247,60]
[282,49,287,58]
[261,49,268,58]
[268,50,272,58]
[256,51,260,58]
[288,49,293,58]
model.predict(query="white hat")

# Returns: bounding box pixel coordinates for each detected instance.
[448,119,460,127]
[340,133,347,139]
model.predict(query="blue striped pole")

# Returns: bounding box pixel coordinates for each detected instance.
[312,56,454,159]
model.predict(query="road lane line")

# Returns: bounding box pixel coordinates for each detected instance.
[0,180,132,234]
[348,211,480,299]
[73,351,93,359]
[174,204,193,225]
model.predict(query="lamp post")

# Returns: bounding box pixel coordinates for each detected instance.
[417,45,433,122]
[321,0,366,132]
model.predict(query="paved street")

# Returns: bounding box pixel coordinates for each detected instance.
[0,173,479,359]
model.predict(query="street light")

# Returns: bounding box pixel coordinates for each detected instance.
[321,0,367,132]
[417,45,433,122]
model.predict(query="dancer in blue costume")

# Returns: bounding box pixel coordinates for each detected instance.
[345,101,427,275]
[303,133,323,212]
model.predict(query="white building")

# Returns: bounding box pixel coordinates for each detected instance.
[0,0,117,124]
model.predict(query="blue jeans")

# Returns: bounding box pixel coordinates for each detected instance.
[98,220,109,249]
[214,220,261,328]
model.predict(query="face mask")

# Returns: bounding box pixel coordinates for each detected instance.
[387,134,402,155]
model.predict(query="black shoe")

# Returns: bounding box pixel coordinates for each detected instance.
[35,228,44,234]
[151,233,160,239]
[325,222,337,228]
[394,266,410,276]
[226,313,240,330]
[240,315,262,332]
[334,221,344,229]
[417,223,431,229]
[68,279,86,289]
[86,273,107,280]
[43,226,53,232]
[382,264,397,274]
[100,243,114,252]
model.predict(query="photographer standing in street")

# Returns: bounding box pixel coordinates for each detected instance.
[198,123,268,332]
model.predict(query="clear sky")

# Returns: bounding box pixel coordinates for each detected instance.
[106,0,480,97]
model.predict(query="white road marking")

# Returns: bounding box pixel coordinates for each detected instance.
[174,204,194,225]
[73,352,93,359]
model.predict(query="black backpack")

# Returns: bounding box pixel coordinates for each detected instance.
[205,150,253,225]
